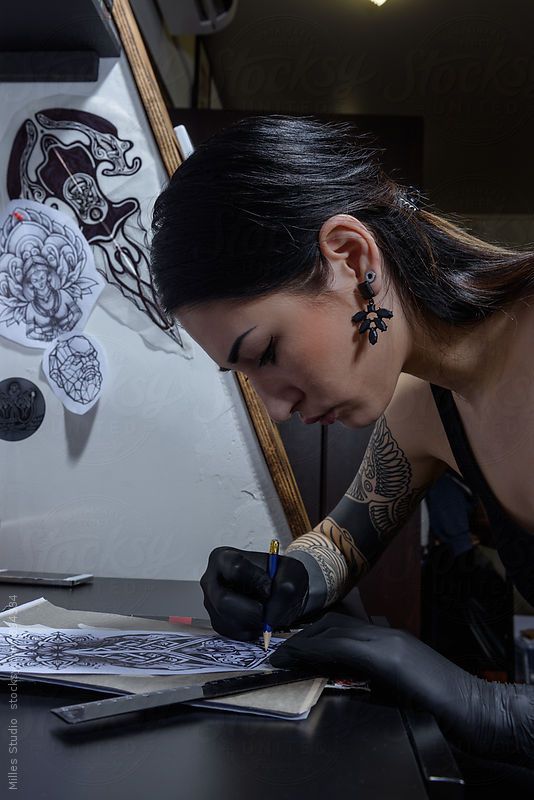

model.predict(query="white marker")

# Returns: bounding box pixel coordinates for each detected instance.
[173,125,194,160]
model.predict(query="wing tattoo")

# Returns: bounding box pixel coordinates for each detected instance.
[346,415,426,541]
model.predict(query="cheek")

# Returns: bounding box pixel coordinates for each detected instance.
[294,320,354,371]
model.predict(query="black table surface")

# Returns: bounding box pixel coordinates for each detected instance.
[0,578,435,800]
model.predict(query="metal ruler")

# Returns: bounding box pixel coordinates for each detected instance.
[51,670,314,724]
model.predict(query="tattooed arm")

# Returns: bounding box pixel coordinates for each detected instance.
[286,375,447,612]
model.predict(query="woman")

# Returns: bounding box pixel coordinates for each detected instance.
[150,116,534,770]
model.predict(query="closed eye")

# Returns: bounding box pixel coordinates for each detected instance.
[258,336,276,367]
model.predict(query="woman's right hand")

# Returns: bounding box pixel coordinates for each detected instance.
[200,546,309,641]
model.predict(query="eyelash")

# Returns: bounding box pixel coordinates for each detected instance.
[258,337,276,368]
[218,337,277,372]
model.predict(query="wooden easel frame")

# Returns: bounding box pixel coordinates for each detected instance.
[112,0,310,538]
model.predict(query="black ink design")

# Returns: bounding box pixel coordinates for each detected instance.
[7,108,182,347]
[347,417,412,501]
[0,205,97,343]
[317,517,369,576]
[369,487,427,542]
[0,630,275,673]
[346,416,426,540]
[48,335,103,405]
[0,377,45,441]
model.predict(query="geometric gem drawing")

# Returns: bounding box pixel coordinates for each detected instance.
[0,199,104,348]
[7,108,183,348]
[42,332,107,415]
[0,377,45,441]
[0,628,280,675]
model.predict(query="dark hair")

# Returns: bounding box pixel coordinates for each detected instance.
[150,115,534,330]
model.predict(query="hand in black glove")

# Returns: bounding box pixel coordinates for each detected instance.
[270,612,534,766]
[200,547,309,641]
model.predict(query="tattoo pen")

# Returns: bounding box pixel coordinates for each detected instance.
[262,538,280,651]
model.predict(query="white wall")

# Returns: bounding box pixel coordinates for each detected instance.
[0,55,291,579]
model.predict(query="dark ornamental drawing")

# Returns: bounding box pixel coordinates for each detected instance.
[42,332,107,414]
[0,628,277,675]
[0,200,104,348]
[0,377,45,441]
[7,108,183,348]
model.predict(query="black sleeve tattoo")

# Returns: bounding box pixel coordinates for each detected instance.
[345,415,427,543]
[288,415,429,602]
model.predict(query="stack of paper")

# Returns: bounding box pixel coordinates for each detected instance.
[0,598,325,719]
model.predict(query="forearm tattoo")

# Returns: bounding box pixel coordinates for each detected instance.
[288,415,427,604]
[287,526,350,605]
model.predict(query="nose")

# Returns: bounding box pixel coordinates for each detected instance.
[248,376,301,424]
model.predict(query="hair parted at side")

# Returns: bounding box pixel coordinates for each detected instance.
[150,115,534,329]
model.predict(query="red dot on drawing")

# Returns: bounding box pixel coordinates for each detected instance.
[13,212,24,221]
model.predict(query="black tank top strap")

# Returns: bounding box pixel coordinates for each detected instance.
[429,382,534,605]
[429,384,503,520]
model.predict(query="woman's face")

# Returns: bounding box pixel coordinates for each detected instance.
[178,252,409,429]
[30,267,49,291]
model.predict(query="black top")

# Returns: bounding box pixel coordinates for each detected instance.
[430,383,534,605]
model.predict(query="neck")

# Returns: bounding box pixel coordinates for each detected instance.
[402,301,529,405]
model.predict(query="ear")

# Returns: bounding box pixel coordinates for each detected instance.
[318,214,383,295]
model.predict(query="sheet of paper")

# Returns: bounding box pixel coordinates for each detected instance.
[0,626,281,676]
[41,331,108,413]
[0,199,105,349]
[6,103,183,352]
[0,600,325,720]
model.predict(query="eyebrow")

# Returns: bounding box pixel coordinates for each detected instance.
[226,325,257,365]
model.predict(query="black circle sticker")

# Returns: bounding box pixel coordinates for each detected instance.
[0,377,45,441]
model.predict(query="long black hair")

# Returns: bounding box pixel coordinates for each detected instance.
[150,115,534,330]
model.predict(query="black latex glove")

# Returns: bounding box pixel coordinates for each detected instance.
[200,546,309,641]
[270,612,534,766]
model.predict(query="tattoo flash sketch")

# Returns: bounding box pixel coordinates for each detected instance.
[0,377,45,441]
[7,108,183,347]
[0,628,279,676]
[0,199,104,348]
[42,332,107,414]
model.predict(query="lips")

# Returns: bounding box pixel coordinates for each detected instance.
[303,408,337,425]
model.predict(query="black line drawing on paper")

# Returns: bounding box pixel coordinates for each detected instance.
[0,377,45,441]
[48,335,103,406]
[7,108,183,347]
[0,205,98,344]
[0,629,276,674]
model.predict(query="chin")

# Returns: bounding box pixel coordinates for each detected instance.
[337,406,381,430]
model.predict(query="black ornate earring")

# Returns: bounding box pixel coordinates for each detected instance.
[351,270,393,346]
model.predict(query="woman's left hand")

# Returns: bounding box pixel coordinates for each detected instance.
[270,612,534,766]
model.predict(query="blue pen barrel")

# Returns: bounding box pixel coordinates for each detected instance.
[268,552,278,579]
[262,539,279,647]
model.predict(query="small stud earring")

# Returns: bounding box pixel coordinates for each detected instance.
[351,271,394,346]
